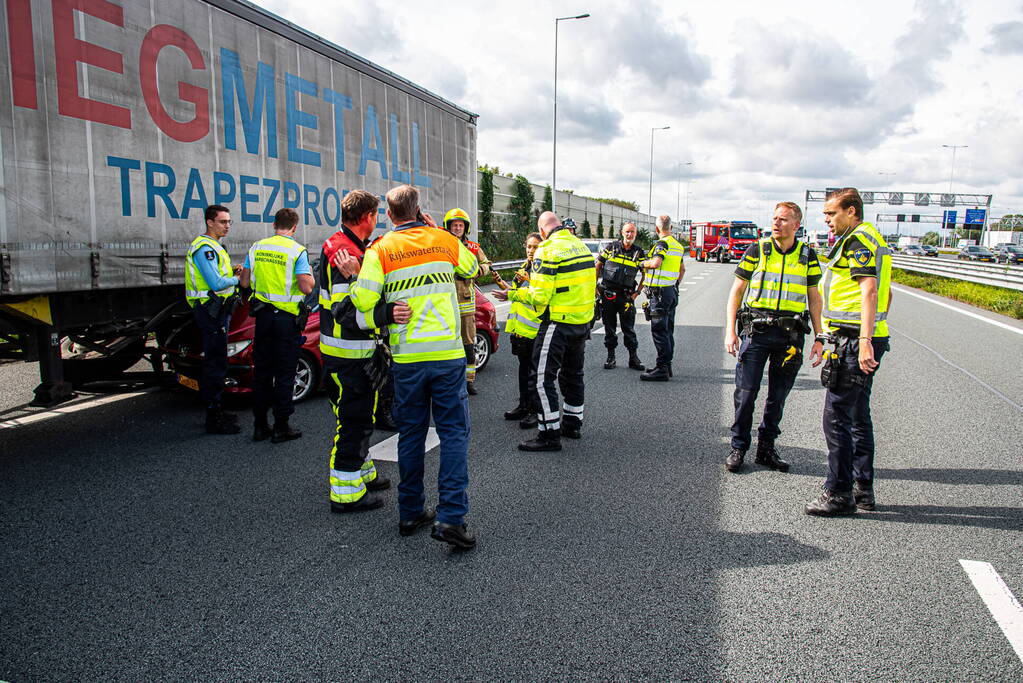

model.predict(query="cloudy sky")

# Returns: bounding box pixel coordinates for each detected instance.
[261,0,1022,233]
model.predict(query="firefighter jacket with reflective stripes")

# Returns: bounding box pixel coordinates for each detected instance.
[598,239,644,291]
[454,239,492,316]
[317,227,390,367]
[821,222,892,337]
[504,258,542,339]
[349,221,479,363]
[646,235,685,288]
[248,234,307,315]
[735,238,822,314]
[508,227,596,325]
[185,235,236,307]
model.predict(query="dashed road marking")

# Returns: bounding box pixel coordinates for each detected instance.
[369,427,439,462]
[960,559,1023,663]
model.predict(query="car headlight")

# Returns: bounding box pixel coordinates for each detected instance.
[226,339,252,357]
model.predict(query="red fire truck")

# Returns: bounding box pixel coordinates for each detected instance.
[689,221,760,262]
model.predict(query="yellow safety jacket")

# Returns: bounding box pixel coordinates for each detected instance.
[248,234,307,315]
[349,222,479,363]
[821,222,892,337]
[737,238,822,314]
[646,235,685,288]
[185,235,235,307]
[509,227,596,325]
[504,259,542,339]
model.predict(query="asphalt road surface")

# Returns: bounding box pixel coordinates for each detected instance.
[2,260,1022,681]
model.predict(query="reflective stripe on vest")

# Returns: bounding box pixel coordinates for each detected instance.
[250,235,306,315]
[821,222,892,336]
[184,235,235,306]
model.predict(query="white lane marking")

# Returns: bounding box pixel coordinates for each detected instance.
[892,284,1023,337]
[0,390,156,429]
[960,560,1023,664]
[890,327,1023,414]
[368,427,439,462]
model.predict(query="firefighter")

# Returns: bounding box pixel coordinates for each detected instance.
[238,208,315,443]
[349,185,480,550]
[805,187,892,517]
[319,190,411,513]
[502,232,543,429]
[595,221,646,371]
[640,215,686,381]
[443,208,496,396]
[184,205,242,434]
[494,211,597,452]
[724,201,823,473]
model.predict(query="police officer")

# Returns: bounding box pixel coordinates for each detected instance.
[319,190,411,513]
[724,202,823,473]
[184,204,242,434]
[502,232,543,429]
[640,215,686,381]
[349,185,480,550]
[805,187,892,517]
[443,208,495,396]
[494,211,597,452]
[595,222,646,371]
[239,208,315,443]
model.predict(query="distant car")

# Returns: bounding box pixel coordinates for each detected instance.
[921,245,939,257]
[997,244,1023,265]
[957,245,996,262]
[580,239,605,256]
[164,283,499,403]
[902,245,925,256]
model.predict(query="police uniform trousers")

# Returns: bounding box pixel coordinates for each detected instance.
[730,326,802,451]
[648,285,679,367]
[600,287,639,352]
[824,336,889,493]
[326,360,379,503]
[528,319,587,432]
[511,334,537,412]
[193,302,229,408]
[252,305,301,420]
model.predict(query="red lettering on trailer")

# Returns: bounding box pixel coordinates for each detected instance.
[139,24,209,142]
[6,0,37,109]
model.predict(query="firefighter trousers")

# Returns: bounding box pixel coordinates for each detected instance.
[326,361,380,504]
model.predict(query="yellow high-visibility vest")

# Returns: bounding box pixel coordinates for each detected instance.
[184,235,235,307]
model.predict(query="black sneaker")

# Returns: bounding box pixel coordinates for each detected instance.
[399,508,436,537]
[431,522,477,550]
[330,494,384,514]
[725,448,745,472]
[853,482,876,511]
[804,489,857,517]
[365,475,391,492]
[754,443,790,472]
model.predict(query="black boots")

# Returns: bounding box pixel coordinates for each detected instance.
[330,494,383,514]
[604,349,616,369]
[518,430,562,452]
[725,448,745,472]
[804,489,857,516]
[627,350,646,371]
[271,418,302,443]
[853,482,876,511]
[754,443,790,472]
[431,522,477,550]
[640,365,670,381]
[519,413,538,429]
[205,407,240,435]
[504,405,528,420]
[466,381,478,396]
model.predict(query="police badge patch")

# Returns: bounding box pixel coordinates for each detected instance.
[852,248,871,265]
[205,250,217,261]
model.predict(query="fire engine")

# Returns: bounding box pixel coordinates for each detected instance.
[688,221,760,262]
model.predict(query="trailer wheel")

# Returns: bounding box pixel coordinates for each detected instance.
[62,337,146,386]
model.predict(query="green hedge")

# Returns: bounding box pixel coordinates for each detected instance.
[893,268,1023,320]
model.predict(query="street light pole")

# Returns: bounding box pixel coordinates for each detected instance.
[552,12,590,215]
[676,161,692,224]
[648,125,670,215]
[942,144,968,247]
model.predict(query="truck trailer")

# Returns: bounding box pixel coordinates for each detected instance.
[0,0,478,405]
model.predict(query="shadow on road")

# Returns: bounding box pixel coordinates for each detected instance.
[869,504,1023,532]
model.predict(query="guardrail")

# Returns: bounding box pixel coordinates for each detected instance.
[891,255,1023,291]
[492,260,522,270]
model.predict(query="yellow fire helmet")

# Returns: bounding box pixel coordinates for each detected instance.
[443,208,471,230]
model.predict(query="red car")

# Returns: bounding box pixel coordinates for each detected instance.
[165,286,499,402]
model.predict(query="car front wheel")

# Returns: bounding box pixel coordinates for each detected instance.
[474,331,492,372]
[293,351,321,402]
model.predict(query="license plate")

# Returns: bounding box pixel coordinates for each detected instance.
[177,374,199,391]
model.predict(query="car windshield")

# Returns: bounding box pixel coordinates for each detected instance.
[966,246,981,252]
[729,225,759,240]
[1007,246,1023,253]
[977,248,994,254]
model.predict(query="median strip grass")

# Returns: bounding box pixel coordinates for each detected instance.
[893,268,1023,320]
